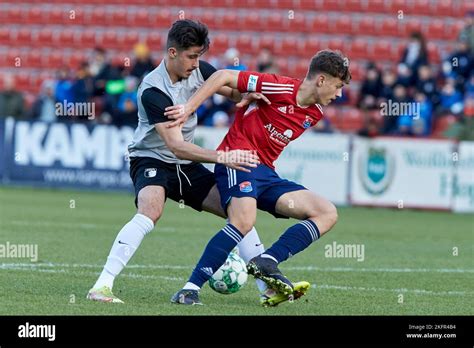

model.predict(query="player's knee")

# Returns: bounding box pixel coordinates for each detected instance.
[229,218,255,236]
[325,203,338,229]
[137,200,162,225]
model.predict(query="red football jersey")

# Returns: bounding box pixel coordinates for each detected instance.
[217,71,324,169]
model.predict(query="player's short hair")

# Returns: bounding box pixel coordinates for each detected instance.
[307,50,351,84]
[166,19,210,54]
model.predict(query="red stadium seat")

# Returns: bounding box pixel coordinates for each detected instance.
[236,34,254,54]
[412,0,432,16]
[130,9,154,27]
[295,59,308,78]
[333,15,353,35]
[378,18,400,37]
[366,0,387,13]
[0,28,12,45]
[5,7,23,24]
[356,17,375,35]
[427,42,440,64]
[344,0,366,13]
[67,52,87,69]
[209,34,229,54]
[67,8,85,25]
[401,18,422,37]
[122,31,140,49]
[301,38,323,58]
[84,7,106,26]
[340,108,364,131]
[44,52,65,69]
[47,8,68,25]
[423,20,446,40]
[58,29,76,48]
[23,50,43,69]
[26,7,45,24]
[348,39,369,60]
[273,0,295,10]
[264,13,284,32]
[220,13,239,31]
[15,72,31,91]
[198,11,219,30]
[109,8,129,27]
[372,40,395,62]
[388,0,410,14]
[145,32,162,51]
[432,115,457,137]
[34,28,54,48]
[16,28,32,46]
[100,30,122,50]
[286,14,307,33]
[432,0,453,17]
[327,38,344,52]
[78,29,98,48]
[456,1,474,18]
[299,0,321,11]
[258,35,276,53]
[275,57,289,75]
[275,36,300,56]
[449,21,466,40]
[321,0,342,12]
[243,13,263,32]
[306,15,330,34]
[348,61,363,81]
[155,9,172,28]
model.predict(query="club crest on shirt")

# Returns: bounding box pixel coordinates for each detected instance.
[239,181,253,193]
[302,115,313,129]
[144,168,157,178]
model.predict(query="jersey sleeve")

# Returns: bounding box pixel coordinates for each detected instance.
[199,60,217,81]
[237,71,295,101]
[141,87,174,125]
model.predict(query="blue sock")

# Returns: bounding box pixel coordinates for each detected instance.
[188,224,243,288]
[264,220,320,263]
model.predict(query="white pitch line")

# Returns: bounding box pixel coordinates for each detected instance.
[1,262,473,274]
[315,284,471,296]
[1,265,469,297]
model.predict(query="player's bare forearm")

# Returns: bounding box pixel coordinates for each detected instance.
[187,70,239,112]
[218,86,242,103]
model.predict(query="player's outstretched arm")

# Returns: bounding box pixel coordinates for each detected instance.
[164,69,240,127]
[154,123,259,172]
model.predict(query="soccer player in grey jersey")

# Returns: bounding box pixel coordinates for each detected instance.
[87,20,286,305]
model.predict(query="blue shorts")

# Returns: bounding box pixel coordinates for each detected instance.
[214,163,307,219]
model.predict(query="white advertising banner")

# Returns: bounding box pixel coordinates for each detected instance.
[453,141,474,213]
[350,137,456,209]
[195,127,350,205]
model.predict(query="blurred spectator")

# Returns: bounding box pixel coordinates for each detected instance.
[416,65,440,108]
[382,84,410,134]
[30,80,56,122]
[0,75,25,119]
[116,76,139,127]
[72,62,94,121]
[223,48,247,71]
[55,67,74,105]
[398,91,433,137]
[130,43,156,80]
[90,47,121,96]
[357,62,382,110]
[358,116,380,138]
[442,40,473,89]
[197,94,234,126]
[312,117,333,133]
[398,32,428,86]
[257,48,278,73]
[440,78,464,115]
[458,10,474,56]
[212,111,230,128]
[379,70,397,103]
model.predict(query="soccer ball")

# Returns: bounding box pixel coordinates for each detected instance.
[208,252,248,294]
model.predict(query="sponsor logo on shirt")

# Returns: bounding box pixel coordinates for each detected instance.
[264,123,293,146]
[247,75,259,92]
[239,181,253,193]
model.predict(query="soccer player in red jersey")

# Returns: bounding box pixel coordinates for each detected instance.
[166,50,351,305]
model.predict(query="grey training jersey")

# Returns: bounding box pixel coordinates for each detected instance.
[128,60,208,164]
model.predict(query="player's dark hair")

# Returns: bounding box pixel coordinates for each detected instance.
[166,19,210,54]
[307,49,351,84]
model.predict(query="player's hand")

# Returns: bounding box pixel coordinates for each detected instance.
[236,93,271,108]
[217,150,260,173]
[164,104,192,128]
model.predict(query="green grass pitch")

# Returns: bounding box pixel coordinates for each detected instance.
[0,186,472,315]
